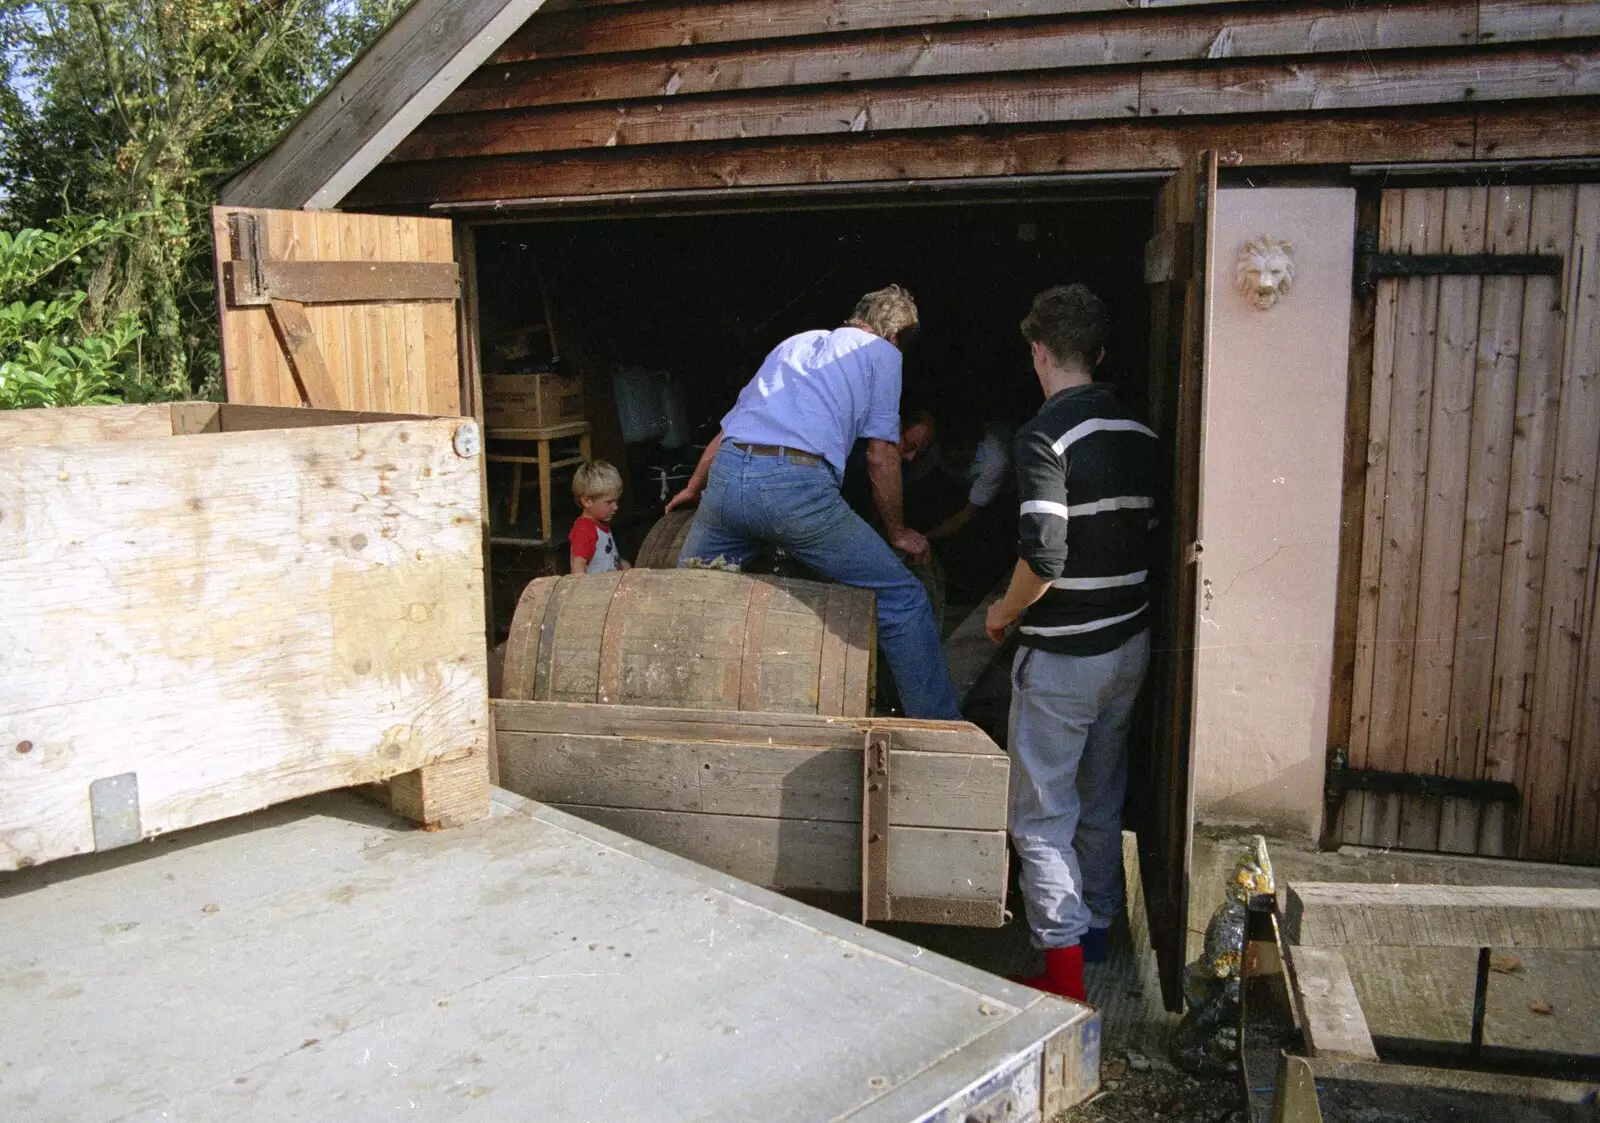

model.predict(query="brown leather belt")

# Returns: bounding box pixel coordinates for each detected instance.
[732,442,826,467]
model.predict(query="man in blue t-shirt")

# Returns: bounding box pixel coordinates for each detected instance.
[667,286,961,719]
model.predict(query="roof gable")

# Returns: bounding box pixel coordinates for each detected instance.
[220,0,549,210]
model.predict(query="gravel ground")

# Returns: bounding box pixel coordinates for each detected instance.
[1056,1050,1244,1123]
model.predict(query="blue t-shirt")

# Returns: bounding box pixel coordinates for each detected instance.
[720,326,902,474]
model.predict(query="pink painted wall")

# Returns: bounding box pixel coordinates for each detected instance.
[1192,187,1355,839]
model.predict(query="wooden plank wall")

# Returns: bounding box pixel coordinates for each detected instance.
[1340,185,1600,865]
[211,208,461,414]
[346,0,1600,207]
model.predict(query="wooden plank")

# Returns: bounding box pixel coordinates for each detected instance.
[495,732,1008,830]
[0,416,489,870]
[490,698,1006,755]
[491,0,1264,61]
[1479,0,1600,42]
[1516,188,1600,863]
[1568,480,1600,864]
[220,0,550,210]
[1400,185,1488,852]
[214,404,424,431]
[1363,188,1447,849]
[227,260,459,305]
[1284,945,1379,1062]
[1284,882,1600,949]
[398,48,1600,162]
[386,748,491,829]
[550,805,1008,902]
[1343,194,1407,846]
[267,299,341,408]
[444,1,1481,113]
[1524,185,1600,862]
[1440,185,1531,854]
[1139,47,1600,119]
[395,69,1141,161]
[349,106,1500,208]
[1306,1056,1600,1122]
[169,403,223,435]
[1482,185,1577,858]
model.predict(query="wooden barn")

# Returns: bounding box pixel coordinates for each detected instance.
[214,0,1600,1008]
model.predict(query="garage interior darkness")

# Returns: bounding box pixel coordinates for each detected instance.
[472,190,1157,654]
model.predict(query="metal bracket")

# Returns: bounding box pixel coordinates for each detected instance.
[89,772,142,851]
[862,729,892,923]
[1354,228,1562,294]
[1327,748,1520,805]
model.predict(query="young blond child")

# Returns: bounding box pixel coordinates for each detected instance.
[568,459,631,574]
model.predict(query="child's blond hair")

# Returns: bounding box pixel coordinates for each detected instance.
[572,459,623,501]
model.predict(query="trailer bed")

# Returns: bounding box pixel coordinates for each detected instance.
[0,789,1096,1121]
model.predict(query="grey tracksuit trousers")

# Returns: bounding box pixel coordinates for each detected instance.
[1007,629,1150,949]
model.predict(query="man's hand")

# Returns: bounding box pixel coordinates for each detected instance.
[891,528,932,566]
[664,484,701,513]
[985,598,1021,644]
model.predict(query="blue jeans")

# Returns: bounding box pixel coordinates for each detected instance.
[678,446,962,719]
[1008,630,1150,948]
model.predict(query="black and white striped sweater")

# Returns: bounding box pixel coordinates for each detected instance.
[1012,382,1160,656]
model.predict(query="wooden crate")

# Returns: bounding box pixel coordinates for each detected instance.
[492,699,1011,926]
[484,373,586,430]
[0,402,491,871]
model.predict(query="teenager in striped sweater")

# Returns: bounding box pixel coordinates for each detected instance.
[985,284,1160,1002]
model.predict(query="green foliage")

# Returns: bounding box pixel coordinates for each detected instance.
[0,0,403,402]
[0,218,144,409]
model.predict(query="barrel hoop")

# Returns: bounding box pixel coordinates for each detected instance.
[817,582,851,717]
[533,575,578,702]
[737,580,776,710]
[596,568,642,704]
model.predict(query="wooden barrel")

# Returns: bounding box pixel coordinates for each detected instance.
[501,569,875,716]
[635,508,697,568]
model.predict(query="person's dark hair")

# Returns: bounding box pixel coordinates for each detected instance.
[1019,284,1109,369]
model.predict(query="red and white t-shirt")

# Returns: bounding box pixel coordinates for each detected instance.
[568,515,619,572]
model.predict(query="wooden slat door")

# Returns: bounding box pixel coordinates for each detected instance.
[211,207,463,414]
[1340,185,1600,865]
[1136,150,1217,1012]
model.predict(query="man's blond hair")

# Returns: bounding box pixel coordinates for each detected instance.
[847,284,918,342]
[572,459,623,501]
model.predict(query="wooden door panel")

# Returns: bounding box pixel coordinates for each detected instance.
[211,206,462,416]
[1337,184,1600,865]
[1137,149,1216,1012]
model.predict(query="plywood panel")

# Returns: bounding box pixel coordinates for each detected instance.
[0,415,489,869]
[1364,188,1447,849]
[212,207,461,416]
[1401,186,1487,851]
[1439,186,1531,854]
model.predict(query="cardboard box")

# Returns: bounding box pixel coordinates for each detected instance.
[484,373,585,430]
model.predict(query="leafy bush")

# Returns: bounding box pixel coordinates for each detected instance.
[0,220,144,409]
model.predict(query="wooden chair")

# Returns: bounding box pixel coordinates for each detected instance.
[486,419,593,543]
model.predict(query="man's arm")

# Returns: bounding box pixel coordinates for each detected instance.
[984,428,1069,642]
[665,429,724,512]
[927,503,980,543]
[866,438,931,564]
[985,558,1051,642]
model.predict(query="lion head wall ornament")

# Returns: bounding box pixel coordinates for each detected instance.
[1235,236,1296,311]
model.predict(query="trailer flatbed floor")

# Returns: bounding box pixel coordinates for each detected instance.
[1,789,1097,1122]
